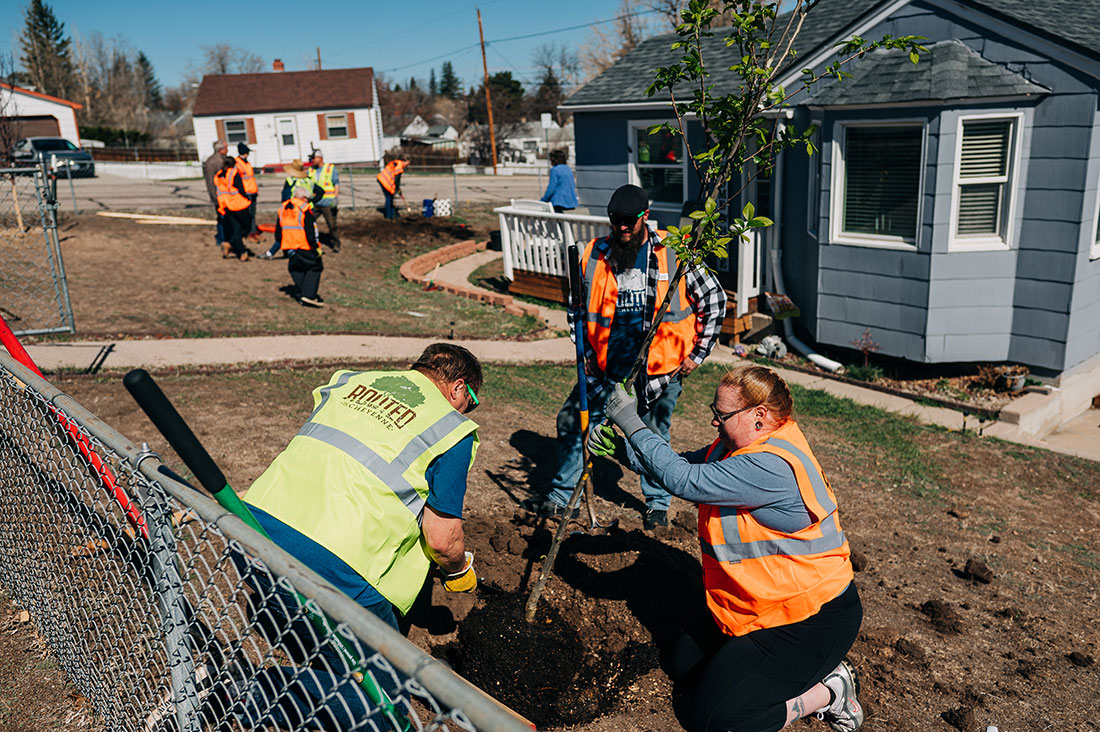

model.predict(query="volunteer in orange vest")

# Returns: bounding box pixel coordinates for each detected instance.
[376,158,408,220]
[235,142,261,239]
[307,149,340,252]
[591,365,864,732]
[521,184,726,530]
[274,181,326,307]
[213,156,254,261]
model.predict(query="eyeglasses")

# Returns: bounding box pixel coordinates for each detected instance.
[710,402,755,423]
[464,384,480,413]
[608,210,645,228]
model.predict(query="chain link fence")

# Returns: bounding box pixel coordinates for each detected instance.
[0,165,74,336]
[0,352,531,732]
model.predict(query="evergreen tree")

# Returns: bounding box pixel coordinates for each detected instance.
[429,68,438,96]
[19,0,74,98]
[408,76,417,90]
[439,61,460,99]
[136,51,162,109]
[532,67,563,120]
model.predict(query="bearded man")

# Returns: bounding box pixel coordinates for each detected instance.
[522,184,727,529]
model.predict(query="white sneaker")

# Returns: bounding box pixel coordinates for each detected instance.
[815,659,864,731]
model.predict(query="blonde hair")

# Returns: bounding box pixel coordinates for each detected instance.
[719,365,793,422]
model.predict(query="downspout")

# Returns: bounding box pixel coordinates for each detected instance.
[770,118,844,374]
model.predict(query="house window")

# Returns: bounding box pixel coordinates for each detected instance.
[325,113,348,139]
[835,123,923,246]
[951,115,1020,249]
[223,119,248,144]
[630,122,685,207]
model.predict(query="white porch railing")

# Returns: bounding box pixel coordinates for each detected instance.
[493,202,761,315]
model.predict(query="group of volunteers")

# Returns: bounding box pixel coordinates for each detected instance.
[202,140,412,308]
[206,184,864,732]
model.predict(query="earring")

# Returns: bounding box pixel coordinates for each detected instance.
[755,421,763,430]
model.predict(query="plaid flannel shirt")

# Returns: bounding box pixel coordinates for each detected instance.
[568,227,727,405]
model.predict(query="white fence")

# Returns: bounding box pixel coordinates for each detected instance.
[95,161,203,180]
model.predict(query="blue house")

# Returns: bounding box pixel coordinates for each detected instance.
[560,0,1100,377]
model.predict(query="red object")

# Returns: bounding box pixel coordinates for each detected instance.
[258,223,276,233]
[0,314,148,539]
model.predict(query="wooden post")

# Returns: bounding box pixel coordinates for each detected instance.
[316,47,322,70]
[477,8,498,175]
[10,177,25,231]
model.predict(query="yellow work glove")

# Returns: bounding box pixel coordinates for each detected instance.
[586,422,621,458]
[441,551,477,593]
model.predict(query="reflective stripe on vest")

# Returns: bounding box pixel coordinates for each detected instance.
[376,160,406,194]
[311,163,337,202]
[215,169,251,213]
[278,198,311,251]
[235,158,258,194]
[581,235,697,376]
[244,369,478,613]
[696,420,852,636]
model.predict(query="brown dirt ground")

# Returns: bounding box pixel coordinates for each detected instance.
[19,206,545,343]
[5,363,1098,732]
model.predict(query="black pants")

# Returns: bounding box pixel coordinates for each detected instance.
[287,249,324,299]
[247,193,258,234]
[316,205,339,249]
[223,209,251,256]
[678,582,862,732]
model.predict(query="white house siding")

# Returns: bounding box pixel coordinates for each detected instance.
[192,107,381,166]
[1,87,80,143]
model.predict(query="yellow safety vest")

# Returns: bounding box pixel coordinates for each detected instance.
[310,162,337,204]
[245,369,479,612]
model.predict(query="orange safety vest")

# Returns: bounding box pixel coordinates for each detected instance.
[278,197,313,251]
[581,234,697,376]
[214,168,251,214]
[698,419,853,637]
[235,157,258,194]
[376,160,407,194]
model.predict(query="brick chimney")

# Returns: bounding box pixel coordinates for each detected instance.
[273,59,285,72]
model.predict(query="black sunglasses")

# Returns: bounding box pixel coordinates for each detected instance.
[464,384,479,413]
[608,210,645,228]
[709,402,755,423]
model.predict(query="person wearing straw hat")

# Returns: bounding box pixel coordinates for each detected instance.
[261,160,322,260]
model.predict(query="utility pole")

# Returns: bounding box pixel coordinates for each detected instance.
[477,8,498,175]
[316,47,322,70]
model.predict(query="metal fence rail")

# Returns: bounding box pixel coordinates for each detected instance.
[0,352,530,732]
[0,165,75,336]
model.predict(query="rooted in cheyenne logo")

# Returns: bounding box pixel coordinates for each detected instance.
[342,375,423,429]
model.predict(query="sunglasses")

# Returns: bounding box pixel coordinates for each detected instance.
[464,383,480,413]
[608,210,645,228]
[709,402,755,423]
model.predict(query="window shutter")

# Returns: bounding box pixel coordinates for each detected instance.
[216,119,226,142]
[245,118,257,144]
[347,112,357,139]
[956,120,1011,237]
[317,114,328,141]
[842,126,922,240]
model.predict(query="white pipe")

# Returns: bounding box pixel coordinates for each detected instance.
[769,138,844,374]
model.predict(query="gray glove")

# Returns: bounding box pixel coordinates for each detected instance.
[604,382,646,436]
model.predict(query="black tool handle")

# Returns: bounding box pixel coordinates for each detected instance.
[123,368,227,497]
[568,243,583,309]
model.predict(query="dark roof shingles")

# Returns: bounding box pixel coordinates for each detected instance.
[193,67,374,117]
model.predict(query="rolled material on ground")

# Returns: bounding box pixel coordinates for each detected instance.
[96,212,215,225]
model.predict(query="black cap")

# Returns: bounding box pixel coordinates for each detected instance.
[237,142,250,155]
[607,184,649,218]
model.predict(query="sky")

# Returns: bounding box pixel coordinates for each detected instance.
[1,0,666,91]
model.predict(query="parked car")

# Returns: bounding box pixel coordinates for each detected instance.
[10,137,95,177]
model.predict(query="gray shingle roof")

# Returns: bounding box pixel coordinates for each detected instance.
[564,0,1100,109]
[808,39,1048,106]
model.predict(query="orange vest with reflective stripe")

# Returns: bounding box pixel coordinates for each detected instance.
[376,160,407,194]
[214,168,251,214]
[581,234,697,376]
[698,419,853,637]
[278,198,312,251]
[235,158,258,194]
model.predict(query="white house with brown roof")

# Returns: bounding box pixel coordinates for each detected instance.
[191,64,384,167]
[0,82,82,143]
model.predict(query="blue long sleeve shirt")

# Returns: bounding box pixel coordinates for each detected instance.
[540,164,578,209]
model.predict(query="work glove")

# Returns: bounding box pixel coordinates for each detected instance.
[604,381,646,437]
[586,422,621,459]
[441,551,477,593]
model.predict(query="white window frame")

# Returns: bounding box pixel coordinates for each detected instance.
[830,120,926,250]
[223,118,248,144]
[325,113,349,139]
[627,119,688,213]
[948,112,1024,252]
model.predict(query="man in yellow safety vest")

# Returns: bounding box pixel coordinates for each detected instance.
[308,149,340,252]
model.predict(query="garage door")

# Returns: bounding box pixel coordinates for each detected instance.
[14,115,61,138]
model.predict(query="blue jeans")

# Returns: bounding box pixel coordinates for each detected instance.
[214,211,224,245]
[547,376,683,512]
[381,183,396,219]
